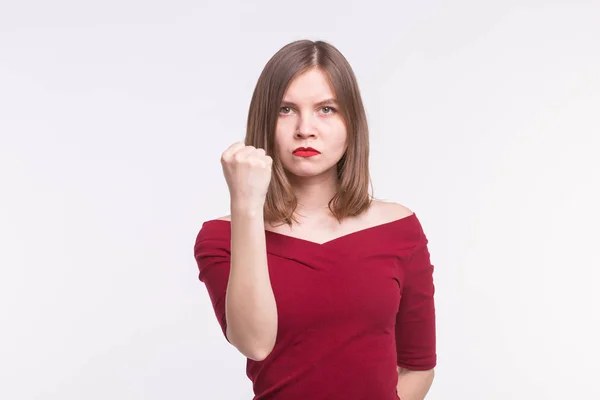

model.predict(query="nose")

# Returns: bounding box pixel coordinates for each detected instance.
[295,113,317,139]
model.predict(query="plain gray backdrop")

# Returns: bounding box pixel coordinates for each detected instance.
[1,1,599,399]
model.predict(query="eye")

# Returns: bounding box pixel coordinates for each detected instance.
[321,106,336,114]
[279,106,293,115]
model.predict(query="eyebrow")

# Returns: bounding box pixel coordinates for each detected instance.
[281,98,338,107]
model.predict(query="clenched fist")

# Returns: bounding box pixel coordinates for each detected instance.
[221,142,273,211]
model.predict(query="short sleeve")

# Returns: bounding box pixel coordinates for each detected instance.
[193,228,231,342]
[395,230,437,370]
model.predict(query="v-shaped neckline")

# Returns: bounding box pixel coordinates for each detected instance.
[207,212,416,247]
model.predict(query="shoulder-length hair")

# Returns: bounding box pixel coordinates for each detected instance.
[245,39,373,226]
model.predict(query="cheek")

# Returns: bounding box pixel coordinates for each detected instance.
[275,118,294,140]
[274,120,286,143]
[277,116,296,129]
[328,120,347,147]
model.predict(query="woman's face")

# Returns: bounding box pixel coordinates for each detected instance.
[274,67,348,179]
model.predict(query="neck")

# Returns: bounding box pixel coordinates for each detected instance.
[288,172,339,221]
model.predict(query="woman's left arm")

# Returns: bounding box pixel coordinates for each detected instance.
[396,367,435,400]
[394,214,437,399]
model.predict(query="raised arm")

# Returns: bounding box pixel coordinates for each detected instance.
[222,142,278,361]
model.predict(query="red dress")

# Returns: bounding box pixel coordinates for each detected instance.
[193,213,436,400]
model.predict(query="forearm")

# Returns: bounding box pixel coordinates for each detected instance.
[226,205,278,361]
[396,367,435,400]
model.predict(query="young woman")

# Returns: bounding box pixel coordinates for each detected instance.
[194,39,436,400]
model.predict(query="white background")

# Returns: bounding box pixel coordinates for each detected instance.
[1,1,599,399]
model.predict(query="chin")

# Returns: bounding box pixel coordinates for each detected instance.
[284,164,336,179]
[289,170,321,178]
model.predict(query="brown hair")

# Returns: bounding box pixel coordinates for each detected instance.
[245,39,374,226]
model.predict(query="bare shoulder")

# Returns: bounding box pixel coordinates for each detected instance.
[369,200,414,223]
[215,215,231,221]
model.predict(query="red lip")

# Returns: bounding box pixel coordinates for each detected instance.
[293,147,321,157]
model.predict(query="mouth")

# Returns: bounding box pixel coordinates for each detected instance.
[293,147,321,157]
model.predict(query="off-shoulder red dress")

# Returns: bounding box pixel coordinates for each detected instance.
[193,213,436,400]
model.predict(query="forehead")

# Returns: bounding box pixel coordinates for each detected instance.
[283,68,335,102]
